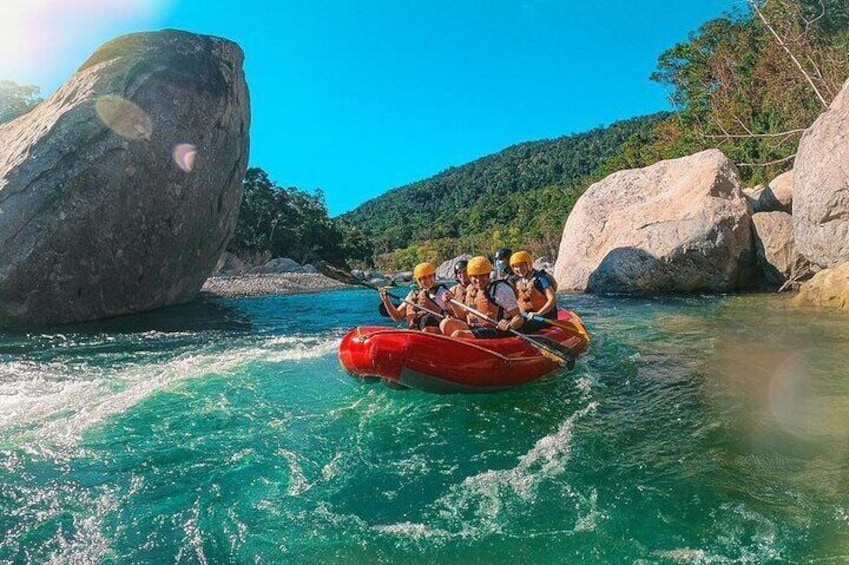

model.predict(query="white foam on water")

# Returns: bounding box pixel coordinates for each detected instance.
[374,402,600,544]
[373,521,454,541]
[277,448,313,496]
[175,498,209,565]
[0,481,118,564]
[653,502,784,563]
[0,333,341,455]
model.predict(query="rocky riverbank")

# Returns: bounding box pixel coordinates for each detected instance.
[200,273,352,299]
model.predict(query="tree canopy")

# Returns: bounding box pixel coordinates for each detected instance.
[227,168,371,268]
[0,80,43,124]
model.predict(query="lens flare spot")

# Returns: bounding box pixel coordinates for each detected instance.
[95,95,152,140]
[173,144,198,173]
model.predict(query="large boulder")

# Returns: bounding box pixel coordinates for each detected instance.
[794,78,849,268]
[254,257,306,274]
[213,251,246,276]
[761,170,793,213]
[793,262,849,311]
[744,171,794,214]
[554,149,753,294]
[0,30,250,326]
[751,211,811,289]
[436,254,472,280]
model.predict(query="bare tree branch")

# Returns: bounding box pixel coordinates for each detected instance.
[737,153,797,167]
[704,128,806,139]
[748,0,829,107]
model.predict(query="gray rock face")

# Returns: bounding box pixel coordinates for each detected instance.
[554,149,753,294]
[751,211,810,288]
[794,78,849,268]
[213,251,246,276]
[0,30,250,326]
[253,257,308,274]
[391,271,413,284]
[436,254,472,280]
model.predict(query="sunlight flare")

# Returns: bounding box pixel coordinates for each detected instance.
[173,143,198,173]
[0,0,171,83]
[95,95,152,140]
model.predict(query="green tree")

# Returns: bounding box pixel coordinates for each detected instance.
[0,80,42,123]
[228,168,370,268]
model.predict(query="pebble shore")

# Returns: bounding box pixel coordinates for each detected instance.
[200,273,353,298]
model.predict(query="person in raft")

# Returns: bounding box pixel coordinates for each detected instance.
[449,259,471,302]
[379,262,451,334]
[493,247,518,286]
[440,256,524,339]
[509,250,558,333]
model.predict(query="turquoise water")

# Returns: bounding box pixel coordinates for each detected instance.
[2,289,849,563]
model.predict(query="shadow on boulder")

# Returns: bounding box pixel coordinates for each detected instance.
[587,245,759,295]
[587,247,664,294]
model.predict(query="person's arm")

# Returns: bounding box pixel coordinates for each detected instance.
[379,289,408,322]
[494,285,523,331]
[434,287,462,319]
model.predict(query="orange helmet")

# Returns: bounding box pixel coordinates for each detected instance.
[509,250,533,267]
[466,256,493,276]
[413,262,436,280]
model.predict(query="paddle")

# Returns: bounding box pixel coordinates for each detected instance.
[448,299,576,368]
[521,313,590,342]
[314,261,446,321]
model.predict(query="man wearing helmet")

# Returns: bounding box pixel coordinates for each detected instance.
[509,250,558,333]
[379,262,451,334]
[440,255,524,339]
[449,259,471,302]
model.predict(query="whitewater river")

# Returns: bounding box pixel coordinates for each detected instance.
[1,289,848,563]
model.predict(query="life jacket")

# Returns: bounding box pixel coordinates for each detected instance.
[406,283,447,329]
[516,270,557,317]
[464,280,510,327]
[449,282,469,303]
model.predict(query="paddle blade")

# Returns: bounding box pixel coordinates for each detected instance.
[525,335,576,369]
[378,300,401,317]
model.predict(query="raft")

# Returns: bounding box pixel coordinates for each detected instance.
[338,310,589,392]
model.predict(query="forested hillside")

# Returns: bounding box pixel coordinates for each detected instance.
[342,0,849,270]
[613,0,849,181]
[342,113,669,267]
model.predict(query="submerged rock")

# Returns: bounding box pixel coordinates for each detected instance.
[794,78,849,268]
[0,30,250,326]
[553,149,753,294]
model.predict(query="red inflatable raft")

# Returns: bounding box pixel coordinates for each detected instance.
[338,310,589,392]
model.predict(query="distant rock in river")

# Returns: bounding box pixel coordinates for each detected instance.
[0,30,250,326]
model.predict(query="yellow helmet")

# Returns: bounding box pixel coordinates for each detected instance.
[413,262,436,280]
[509,250,533,267]
[466,256,493,276]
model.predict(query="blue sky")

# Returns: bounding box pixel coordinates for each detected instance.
[2,0,736,215]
